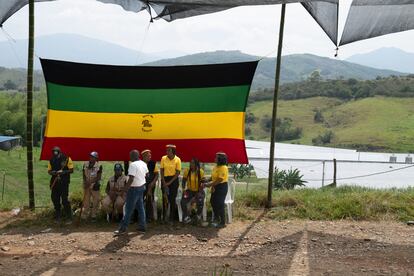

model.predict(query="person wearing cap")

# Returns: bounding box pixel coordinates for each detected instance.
[102,163,128,222]
[160,144,181,222]
[204,152,229,228]
[82,151,103,221]
[114,150,149,235]
[181,158,205,224]
[141,149,159,222]
[48,146,74,222]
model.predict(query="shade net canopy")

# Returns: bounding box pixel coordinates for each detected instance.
[96,0,339,45]
[0,0,338,45]
[0,0,55,27]
[340,0,414,46]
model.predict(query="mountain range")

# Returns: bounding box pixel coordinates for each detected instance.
[0,33,185,69]
[347,47,414,74]
[143,51,403,90]
[0,33,408,90]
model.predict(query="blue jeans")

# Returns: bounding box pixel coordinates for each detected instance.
[119,186,146,230]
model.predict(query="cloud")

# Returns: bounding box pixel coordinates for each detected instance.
[0,0,413,59]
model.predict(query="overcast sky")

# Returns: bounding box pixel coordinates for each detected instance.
[1,0,413,59]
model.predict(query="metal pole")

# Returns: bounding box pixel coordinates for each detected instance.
[333,158,337,187]
[26,0,35,209]
[267,3,286,208]
[322,161,325,187]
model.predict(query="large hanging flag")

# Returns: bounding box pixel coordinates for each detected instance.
[40,59,258,163]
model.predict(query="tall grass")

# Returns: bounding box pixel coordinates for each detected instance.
[234,185,414,221]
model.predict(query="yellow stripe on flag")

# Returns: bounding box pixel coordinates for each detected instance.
[45,110,245,140]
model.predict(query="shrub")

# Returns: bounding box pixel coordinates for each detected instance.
[313,108,324,123]
[273,168,307,190]
[312,130,334,145]
[230,163,254,180]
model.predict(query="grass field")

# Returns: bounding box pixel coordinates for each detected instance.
[0,147,130,210]
[1,148,413,222]
[246,96,414,152]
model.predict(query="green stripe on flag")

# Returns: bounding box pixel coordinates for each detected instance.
[47,82,250,113]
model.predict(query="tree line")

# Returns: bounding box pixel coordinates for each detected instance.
[249,72,414,103]
[0,91,46,146]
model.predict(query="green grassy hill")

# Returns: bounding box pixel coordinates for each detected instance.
[246,96,414,152]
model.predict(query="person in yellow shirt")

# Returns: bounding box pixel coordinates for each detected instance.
[181,158,205,224]
[160,144,181,222]
[205,152,229,228]
[47,146,74,223]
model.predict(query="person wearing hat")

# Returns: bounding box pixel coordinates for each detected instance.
[141,149,159,222]
[47,146,74,222]
[160,144,181,222]
[204,152,229,228]
[82,151,103,221]
[102,163,128,222]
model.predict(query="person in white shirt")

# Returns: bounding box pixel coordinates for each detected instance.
[114,150,148,236]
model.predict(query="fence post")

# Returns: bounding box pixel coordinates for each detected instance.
[322,161,326,187]
[333,158,337,187]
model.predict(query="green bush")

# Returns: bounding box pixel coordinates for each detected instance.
[312,130,334,145]
[273,168,307,190]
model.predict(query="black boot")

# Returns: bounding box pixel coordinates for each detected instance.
[64,204,73,220]
[64,204,73,224]
[54,209,61,223]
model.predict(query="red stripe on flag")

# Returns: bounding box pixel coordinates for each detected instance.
[41,137,248,164]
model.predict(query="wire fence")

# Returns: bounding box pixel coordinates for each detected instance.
[249,158,414,189]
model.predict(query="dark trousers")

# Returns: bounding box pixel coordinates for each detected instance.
[51,180,71,219]
[162,176,179,221]
[144,183,156,222]
[210,183,228,225]
[181,190,205,219]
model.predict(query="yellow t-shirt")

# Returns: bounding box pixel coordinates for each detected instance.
[211,165,228,184]
[160,155,181,177]
[48,157,74,171]
[183,168,204,192]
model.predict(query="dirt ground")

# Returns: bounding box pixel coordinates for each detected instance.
[0,211,413,276]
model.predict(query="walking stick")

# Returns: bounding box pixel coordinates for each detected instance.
[49,175,60,190]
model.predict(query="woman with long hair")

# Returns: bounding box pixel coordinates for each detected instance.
[181,158,205,224]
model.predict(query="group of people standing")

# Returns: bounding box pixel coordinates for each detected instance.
[47,144,230,235]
